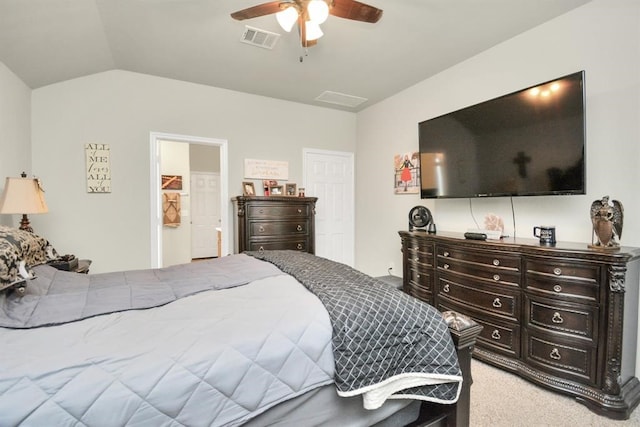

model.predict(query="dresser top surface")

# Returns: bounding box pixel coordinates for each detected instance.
[399,230,640,261]
[233,196,318,203]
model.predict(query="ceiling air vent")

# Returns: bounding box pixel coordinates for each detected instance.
[315,91,368,108]
[240,26,280,49]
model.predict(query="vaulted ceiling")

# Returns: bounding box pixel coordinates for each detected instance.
[0,0,591,111]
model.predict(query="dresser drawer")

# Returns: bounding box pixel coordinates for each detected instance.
[525,296,597,341]
[406,239,434,267]
[438,260,520,287]
[523,330,597,385]
[249,220,310,237]
[405,237,434,255]
[526,258,600,283]
[437,276,520,321]
[438,246,521,270]
[247,204,311,219]
[439,299,519,358]
[247,239,309,252]
[408,266,431,290]
[525,276,599,303]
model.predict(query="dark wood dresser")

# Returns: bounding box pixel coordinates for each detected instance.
[399,230,640,420]
[233,196,317,254]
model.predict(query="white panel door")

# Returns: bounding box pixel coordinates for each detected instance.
[191,172,220,258]
[303,149,354,266]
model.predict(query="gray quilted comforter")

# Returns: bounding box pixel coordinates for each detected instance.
[0,256,334,426]
[0,252,461,426]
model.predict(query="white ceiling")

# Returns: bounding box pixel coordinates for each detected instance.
[0,0,591,112]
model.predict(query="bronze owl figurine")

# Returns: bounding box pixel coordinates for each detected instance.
[589,196,623,249]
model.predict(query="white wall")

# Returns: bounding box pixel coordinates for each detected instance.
[0,63,31,227]
[30,70,356,273]
[355,0,640,277]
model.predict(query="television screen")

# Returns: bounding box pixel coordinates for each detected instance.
[418,71,585,199]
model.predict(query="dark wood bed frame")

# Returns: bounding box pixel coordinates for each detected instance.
[408,311,483,427]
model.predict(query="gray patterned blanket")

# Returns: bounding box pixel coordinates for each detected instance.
[246,250,462,409]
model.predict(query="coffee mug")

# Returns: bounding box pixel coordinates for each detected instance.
[533,226,556,245]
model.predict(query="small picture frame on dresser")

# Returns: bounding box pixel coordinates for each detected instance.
[242,182,255,196]
[285,183,297,196]
[269,185,284,196]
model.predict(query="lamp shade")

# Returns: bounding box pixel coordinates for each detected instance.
[0,176,48,214]
[305,20,324,41]
[307,0,329,24]
[276,6,299,32]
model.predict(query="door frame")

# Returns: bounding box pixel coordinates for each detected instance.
[149,132,229,268]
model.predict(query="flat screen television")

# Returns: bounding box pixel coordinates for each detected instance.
[418,71,585,199]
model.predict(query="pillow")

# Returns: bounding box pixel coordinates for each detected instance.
[0,226,58,287]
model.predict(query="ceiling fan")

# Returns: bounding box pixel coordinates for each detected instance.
[230,0,383,47]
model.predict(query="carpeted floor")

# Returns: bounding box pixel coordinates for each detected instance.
[469,359,640,426]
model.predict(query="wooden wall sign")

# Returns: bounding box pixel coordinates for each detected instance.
[85,143,111,193]
[161,175,183,190]
[244,159,289,180]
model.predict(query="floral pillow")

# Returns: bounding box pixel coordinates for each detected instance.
[0,226,58,287]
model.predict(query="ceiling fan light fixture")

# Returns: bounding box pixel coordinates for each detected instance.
[307,0,329,24]
[305,20,324,41]
[276,6,298,32]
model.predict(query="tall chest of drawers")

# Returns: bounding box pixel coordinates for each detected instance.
[399,230,640,420]
[233,196,317,254]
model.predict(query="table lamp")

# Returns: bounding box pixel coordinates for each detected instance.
[0,172,48,233]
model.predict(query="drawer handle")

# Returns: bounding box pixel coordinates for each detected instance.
[493,259,500,266]
[443,284,450,293]
[552,312,564,324]
[493,274,500,281]
[443,264,450,269]
[296,243,303,250]
[443,251,450,257]
[297,208,302,213]
[491,330,501,340]
[550,348,562,360]
[414,246,419,250]
[259,209,264,214]
[258,246,265,253]
[553,284,562,293]
[296,224,303,231]
[492,298,502,308]
[414,257,420,262]
[553,267,562,276]
[258,226,265,233]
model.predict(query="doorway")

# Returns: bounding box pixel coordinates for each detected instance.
[149,132,228,268]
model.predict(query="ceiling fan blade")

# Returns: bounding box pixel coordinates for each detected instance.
[329,0,383,23]
[230,1,283,21]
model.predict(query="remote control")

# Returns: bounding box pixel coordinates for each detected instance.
[464,232,487,240]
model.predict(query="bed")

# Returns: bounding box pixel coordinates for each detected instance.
[0,226,481,427]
